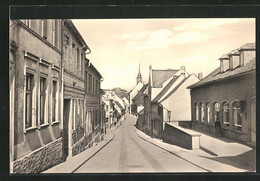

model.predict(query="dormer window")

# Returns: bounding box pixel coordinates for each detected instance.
[229,50,240,70]
[220,58,229,73]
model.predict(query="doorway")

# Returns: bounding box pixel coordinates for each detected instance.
[63,99,70,161]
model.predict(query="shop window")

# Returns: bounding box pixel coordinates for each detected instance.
[213,102,220,122]
[200,102,205,122]
[195,102,199,121]
[222,101,230,126]
[206,102,211,123]
[233,101,242,129]
[39,77,47,125]
[25,73,34,129]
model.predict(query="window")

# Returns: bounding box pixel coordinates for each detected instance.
[77,48,80,70]
[222,102,230,126]
[81,53,84,77]
[200,102,204,122]
[195,102,199,121]
[40,77,46,125]
[96,79,99,95]
[25,73,34,129]
[213,102,220,122]
[81,100,84,127]
[85,71,88,92]
[52,20,57,46]
[52,80,57,122]
[88,73,92,93]
[233,101,242,128]
[92,77,95,94]
[72,99,75,130]
[42,19,47,39]
[206,102,211,123]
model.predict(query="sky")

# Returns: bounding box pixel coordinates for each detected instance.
[72,18,255,91]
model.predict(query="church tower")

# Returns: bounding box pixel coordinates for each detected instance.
[136,63,142,84]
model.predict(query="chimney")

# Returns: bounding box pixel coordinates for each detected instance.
[198,73,203,80]
[181,66,185,71]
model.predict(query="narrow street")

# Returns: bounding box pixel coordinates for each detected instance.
[75,114,206,173]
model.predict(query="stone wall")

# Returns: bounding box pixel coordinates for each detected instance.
[72,132,102,156]
[178,121,192,129]
[192,121,215,134]
[13,138,63,173]
[163,123,200,150]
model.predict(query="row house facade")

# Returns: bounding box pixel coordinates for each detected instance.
[84,58,104,148]
[62,19,88,158]
[9,19,105,173]
[10,19,63,173]
[188,43,256,145]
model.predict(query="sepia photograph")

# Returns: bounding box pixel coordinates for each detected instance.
[9,15,256,174]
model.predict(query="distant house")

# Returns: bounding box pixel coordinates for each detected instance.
[188,43,256,145]
[122,97,130,113]
[129,64,143,114]
[132,84,148,115]
[143,66,199,138]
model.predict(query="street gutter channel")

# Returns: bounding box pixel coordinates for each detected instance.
[71,133,115,173]
[134,128,212,172]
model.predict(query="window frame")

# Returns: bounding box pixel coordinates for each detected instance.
[51,79,59,124]
[205,102,211,123]
[24,69,37,133]
[195,102,199,121]
[199,102,205,122]
[221,101,230,126]
[213,102,220,122]
[232,101,242,128]
[39,76,47,126]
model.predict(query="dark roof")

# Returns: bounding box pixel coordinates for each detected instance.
[219,43,255,60]
[239,43,255,50]
[132,84,148,101]
[188,58,255,89]
[152,69,179,88]
[114,101,124,110]
[86,58,103,79]
[152,75,180,102]
[159,76,190,103]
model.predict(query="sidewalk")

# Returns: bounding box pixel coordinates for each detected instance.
[135,127,255,172]
[42,133,115,173]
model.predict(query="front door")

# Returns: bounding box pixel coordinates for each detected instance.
[62,99,70,161]
[250,99,256,142]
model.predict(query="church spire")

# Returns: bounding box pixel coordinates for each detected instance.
[136,63,142,84]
